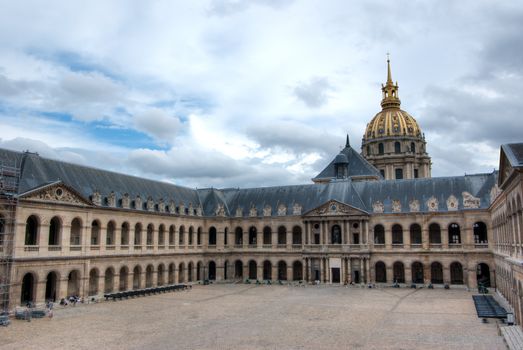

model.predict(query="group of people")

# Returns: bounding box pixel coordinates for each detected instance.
[59,295,83,307]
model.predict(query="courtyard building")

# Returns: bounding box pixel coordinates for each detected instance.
[0,60,521,329]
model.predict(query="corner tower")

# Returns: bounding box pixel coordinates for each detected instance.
[361,58,431,180]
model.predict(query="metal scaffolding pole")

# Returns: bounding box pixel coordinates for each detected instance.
[0,158,20,313]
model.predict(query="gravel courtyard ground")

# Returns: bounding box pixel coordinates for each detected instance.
[0,284,506,350]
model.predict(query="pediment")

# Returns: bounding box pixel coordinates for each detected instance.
[303,200,368,217]
[19,181,92,206]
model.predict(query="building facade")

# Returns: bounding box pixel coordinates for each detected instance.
[1,61,520,327]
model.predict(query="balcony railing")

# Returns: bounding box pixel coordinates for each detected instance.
[70,246,81,251]
[24,245,39,252]
[106,245,115,250]
[449,243,462,249]
[90,245,100,251]
[120,245,129,250]
[48,246,62,251]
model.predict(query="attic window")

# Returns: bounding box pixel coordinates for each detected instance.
[55,188,63,198]
[184,208,189,215]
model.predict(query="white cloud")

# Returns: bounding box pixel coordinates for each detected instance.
[0,1,521,188]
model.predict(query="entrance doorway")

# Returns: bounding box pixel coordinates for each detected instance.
[477,263,491,287]
[354,270,360,284]
[331,268,340,283]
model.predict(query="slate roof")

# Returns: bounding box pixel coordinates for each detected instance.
[313,144,382,181]
[0,148,498,216]
[502,143,523,168]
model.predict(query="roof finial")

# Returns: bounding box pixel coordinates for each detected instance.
[386,52,392,84]
[346,134,350,147]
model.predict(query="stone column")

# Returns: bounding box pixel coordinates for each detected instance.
[36,280,46,304]
[287,265,293,282]
[347,258,352,283]
[114,226,121,249]
[422,226,429,250]
[405,265,412,284]
[38,222,50,248]
[257,227,263,249]
[404,226,411,248]
[443,266,450,285]
[343,221,349,245]
[360,258,365,283]
[58,277,69,299]
[326,258,330,283]
[442,228,449,249]
[272,227,277,248]
[61,223,71,249]
[97,273,105,296]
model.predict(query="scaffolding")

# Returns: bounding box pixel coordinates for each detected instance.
[0,157,20,313]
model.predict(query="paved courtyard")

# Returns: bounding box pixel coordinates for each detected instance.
[0,284,506,349]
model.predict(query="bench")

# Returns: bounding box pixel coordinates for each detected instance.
[500,326,523,350]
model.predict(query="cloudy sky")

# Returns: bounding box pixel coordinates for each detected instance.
[0,0,522,188]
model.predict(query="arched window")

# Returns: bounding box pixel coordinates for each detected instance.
[121,222,130,246]
[25,215,38,245]
[263,226,272,245]
[48,216,61,246]
[378,143,384,155]
[158,224,165,246]
[197,227,202,245]
[208,261,216,280]
[179,226,185,245]
[249,226,257,245]
[106,221,115,246]
[248,260,257,280]
[208,226,217,245]
[134,223,142,245]
[394,142,401,154]
[374,225,385,244]
[278,261,287,281]
[104,267,115,293]
[331,225,342,244]
[263,260,272,280]
[0,215,4,246]
[133,266,142,289]
[157,264,165,286]
[429,223,441,244]
[411,262,424,284]
[393,262,405,283]
[375,262,386,283]
[292,226,302,245]
[90,220,100,245]
[235,227,243,245]
[70,218,82,246]
[409,223,422,245]
[473,222,488,244]
[88,268,99,295]
[392,224,403,245]
[430,262,443,284]
[277,226,287,245]
[367,145,371,155]
[234,260,243,279]
[168,225,175,245]
[450,262,463,284]
[448,223,461,244]
[410,142,416,153]
[188,227,194,245]
[21,272,36,304]
[146,224,154,246]
[293,261,303,281]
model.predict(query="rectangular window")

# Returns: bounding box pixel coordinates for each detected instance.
[395,168,403,179]
[380,169,385,177]
[414,169,419,178]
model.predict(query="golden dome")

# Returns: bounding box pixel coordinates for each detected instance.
[363,58,422,140]
[364,109,422,140]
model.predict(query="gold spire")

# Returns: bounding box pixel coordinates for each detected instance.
[381,55,401,109]
[386,53,392,84]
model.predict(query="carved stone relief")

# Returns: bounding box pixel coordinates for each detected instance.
[107,191,116,207]
[249,205,257,217]
[462,191,480,209]
[92,191,101,206]
[446,195,459,211]
[263,205,271,217]
[122,193,130,209]
[292,202,302,215]
[146,197,154,211]
[235,207,243,217]
[409,199,420,212]
[426,196,439,212]
[372,201,384,213]
[277,204,287,216]
[135,195,142,210]
[215,204,225,217]
[391,200,401,213]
